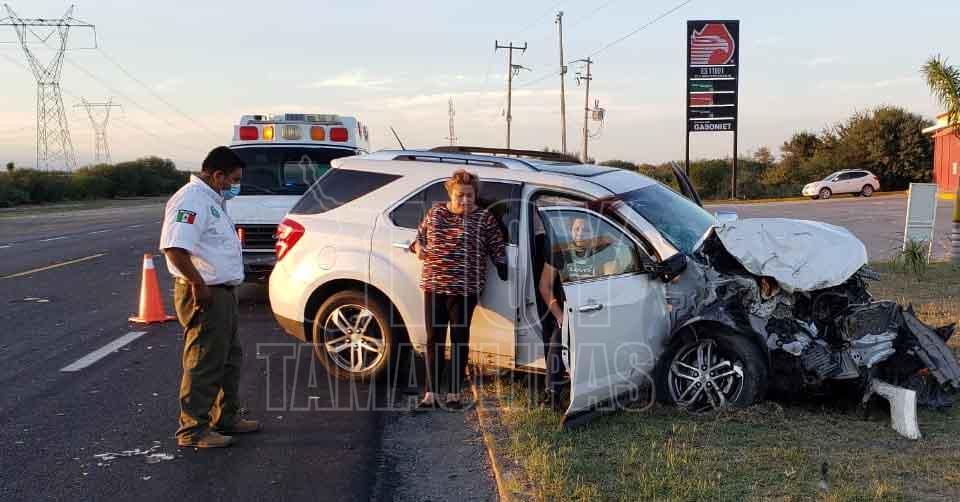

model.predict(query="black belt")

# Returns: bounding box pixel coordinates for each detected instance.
[177,279,236,291]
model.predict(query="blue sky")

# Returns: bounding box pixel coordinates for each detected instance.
[1,0,957,170]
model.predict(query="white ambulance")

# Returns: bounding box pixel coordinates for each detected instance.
[227,113,370,282]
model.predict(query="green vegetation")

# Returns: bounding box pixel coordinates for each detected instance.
[921,55,960,137]
[487,263,960,502]
[893,240,931,277]
[0,156,187,208]
[602,106,935,200]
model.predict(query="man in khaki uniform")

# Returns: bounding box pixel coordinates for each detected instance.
[160,146,260,448]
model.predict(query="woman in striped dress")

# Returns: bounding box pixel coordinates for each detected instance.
[411,169,508,409]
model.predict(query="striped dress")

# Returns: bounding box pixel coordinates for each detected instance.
[415,203,507,296]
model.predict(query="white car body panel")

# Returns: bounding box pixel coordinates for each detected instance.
[562,273,669,416]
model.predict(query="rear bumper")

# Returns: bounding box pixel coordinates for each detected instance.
[274,312,307,342]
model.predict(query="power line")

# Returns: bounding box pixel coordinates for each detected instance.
[516,0,695,90]
[588,0,695,58]
[3,48,207,165]
[95,43,220,138]
[512,1,565,36]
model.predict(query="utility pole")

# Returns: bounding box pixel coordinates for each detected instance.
[495,40,527,149]
[445,98,457,146]
[75,98,120,164]
[574,58,593,163]
[1,4,95,171]
[556,11,567,154]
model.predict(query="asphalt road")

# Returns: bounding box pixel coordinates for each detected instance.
[708,193,955,261]
[0,193,951,501]
[0,202,396,501]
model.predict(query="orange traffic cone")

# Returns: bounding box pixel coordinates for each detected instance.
[129,253,176,324]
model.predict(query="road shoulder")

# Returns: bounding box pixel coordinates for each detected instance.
[375,394,499,501]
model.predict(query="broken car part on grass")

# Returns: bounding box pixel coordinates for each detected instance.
[662,219,959,439]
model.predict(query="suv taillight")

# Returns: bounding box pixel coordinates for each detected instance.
[275,218,305,262]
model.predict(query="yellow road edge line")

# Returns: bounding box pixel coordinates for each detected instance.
[469,377,512,502]
[1,253,108,279]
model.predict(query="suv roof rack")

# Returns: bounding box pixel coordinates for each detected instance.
[429,146,581,164]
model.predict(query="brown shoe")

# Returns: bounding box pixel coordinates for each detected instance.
[216,419,261,434]
[177,430,234,448]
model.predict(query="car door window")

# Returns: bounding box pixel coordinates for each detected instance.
[540,209,643,283]
[478,181,521,244]
[390,180,521,244]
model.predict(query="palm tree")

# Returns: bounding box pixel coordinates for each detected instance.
[921,55,960,134]
[922,55,960,262]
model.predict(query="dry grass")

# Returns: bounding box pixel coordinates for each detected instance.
[488,263,960,502]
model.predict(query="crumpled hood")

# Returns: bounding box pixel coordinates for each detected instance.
[714,218,868,293]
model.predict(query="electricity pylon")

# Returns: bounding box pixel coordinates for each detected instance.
[75,98,120,164]
[1,4,95,170]
[446,98,457,146]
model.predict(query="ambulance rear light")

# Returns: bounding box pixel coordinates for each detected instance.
[310,126,326,141]
[281,124,302,140]
[262,125,275,141]
[236,227,245,245]
[275,218,305,261]
[238,126,259,141]
[330,127,348,142]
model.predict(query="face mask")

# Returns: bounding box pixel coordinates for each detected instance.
[222,183,241,200]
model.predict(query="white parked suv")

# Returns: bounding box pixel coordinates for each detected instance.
[802,170,880,200]
[268,147,959,424]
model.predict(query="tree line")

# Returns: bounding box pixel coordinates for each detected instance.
[601,105,935,200]
[0,157,187,207]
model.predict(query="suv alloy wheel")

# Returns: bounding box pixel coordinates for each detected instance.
[312,290,394,381]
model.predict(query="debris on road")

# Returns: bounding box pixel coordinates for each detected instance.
[93,443,175,465]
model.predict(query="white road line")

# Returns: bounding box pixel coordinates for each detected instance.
[60,331,147,372]
[0,244,10,249]
[128,224,144,229]
[39,236,68,242]
[88,229,112,235]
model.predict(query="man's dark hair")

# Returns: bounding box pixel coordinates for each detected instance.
[201,146,245,174]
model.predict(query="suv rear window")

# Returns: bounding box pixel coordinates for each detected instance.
[290,169,400,215]
[231,146,358,196]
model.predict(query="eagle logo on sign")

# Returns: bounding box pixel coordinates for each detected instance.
[690,23,735,65]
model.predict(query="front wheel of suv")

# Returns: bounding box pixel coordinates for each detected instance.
[312,290,394,382]
[656,332,767,412]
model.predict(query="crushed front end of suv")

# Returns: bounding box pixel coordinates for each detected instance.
[661,217,959,439]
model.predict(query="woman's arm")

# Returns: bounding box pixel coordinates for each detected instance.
[539,262,564,321]
[409,207,431,260]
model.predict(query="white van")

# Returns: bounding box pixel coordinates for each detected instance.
[226,113,370,281]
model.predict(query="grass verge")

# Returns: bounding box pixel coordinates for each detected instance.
[483,262,960,502]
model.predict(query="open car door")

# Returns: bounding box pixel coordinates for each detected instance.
[669,161,703,207]
[538,207,669,427]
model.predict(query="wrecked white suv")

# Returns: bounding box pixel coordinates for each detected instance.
[268,147,959,434]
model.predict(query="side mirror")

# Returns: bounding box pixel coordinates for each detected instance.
[715,211,738,224]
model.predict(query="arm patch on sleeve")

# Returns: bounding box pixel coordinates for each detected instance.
[175,209,197,224]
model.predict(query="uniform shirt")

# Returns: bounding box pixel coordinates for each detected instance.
[159,175,244,286]
[414,203,507,296]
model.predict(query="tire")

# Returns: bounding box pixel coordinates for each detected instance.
[656,331,767,412]
[861,184,874,197]
[818,187,832,200]
[311,290,394,382]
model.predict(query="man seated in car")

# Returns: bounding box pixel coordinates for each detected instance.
[537,216,623,410]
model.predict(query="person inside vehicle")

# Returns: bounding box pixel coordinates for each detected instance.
[411,169,508,410]
[537,215,619,410]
